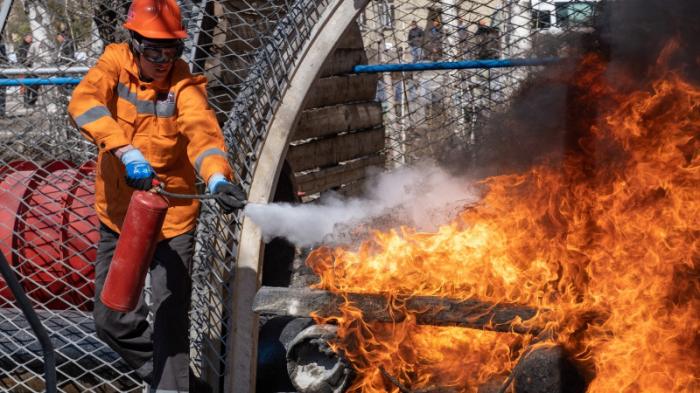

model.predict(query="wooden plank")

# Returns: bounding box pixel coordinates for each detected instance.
[293,101,383,140]
[253,286,544,335]
[304,74,378,109]
[295,155,384,195]
[335,21,364,49]
[319,48,368,77]
[335,178,366,198]
[287,127,385,172]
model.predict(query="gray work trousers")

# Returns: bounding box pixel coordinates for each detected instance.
[93,223,193,392]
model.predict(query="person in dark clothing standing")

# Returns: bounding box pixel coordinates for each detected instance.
[456,17,469,58]
[424,18,445,61]
[56,32,76,104]
[56,32,75,65]
[17,34,38,106]
[474,19,500,60]
[16,34,31,64]
[407,20,424,62]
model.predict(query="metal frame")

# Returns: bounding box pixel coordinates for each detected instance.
[229,0,370,391]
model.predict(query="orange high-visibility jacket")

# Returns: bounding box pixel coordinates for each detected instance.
[68,43,232,239]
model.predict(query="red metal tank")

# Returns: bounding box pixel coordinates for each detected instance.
[0,161,98,310]
[100,190,168,313]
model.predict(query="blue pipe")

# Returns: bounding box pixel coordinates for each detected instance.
[353,57,561,73]
[0,77,82,86]
[0,58,560,84]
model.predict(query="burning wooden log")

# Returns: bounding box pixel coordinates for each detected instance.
[510,345,587,393]
[253,286,545,334]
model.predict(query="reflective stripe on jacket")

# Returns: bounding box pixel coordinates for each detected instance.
[68,43,232,239]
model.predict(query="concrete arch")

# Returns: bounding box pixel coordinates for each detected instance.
[227,1,370,391]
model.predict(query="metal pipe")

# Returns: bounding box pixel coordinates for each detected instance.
[353,57,561,73]
[0,252,57,393]
[0,66,90,75]
[0,77,82,86]
[285,324,353,393]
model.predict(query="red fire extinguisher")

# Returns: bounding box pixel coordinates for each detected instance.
[100,189,169,312]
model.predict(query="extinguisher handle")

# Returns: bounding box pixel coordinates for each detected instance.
[150,178,247,205]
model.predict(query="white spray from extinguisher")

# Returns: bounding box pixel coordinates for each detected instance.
[243,162,480,248]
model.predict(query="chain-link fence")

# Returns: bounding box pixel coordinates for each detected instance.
[0,0,597,391]
[356,0,599,169]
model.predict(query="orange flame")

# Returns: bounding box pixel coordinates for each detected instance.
[307,47,700,392]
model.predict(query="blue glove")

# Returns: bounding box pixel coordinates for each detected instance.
[208,174,246,213]
[121,148,156,190]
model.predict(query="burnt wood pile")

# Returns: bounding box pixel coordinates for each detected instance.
[253,286,587,393]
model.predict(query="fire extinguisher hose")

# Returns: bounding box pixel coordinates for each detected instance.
[151,180,244,203]
[155,187,218,200]
[151,178,213,199]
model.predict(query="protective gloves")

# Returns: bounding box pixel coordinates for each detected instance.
[208,173,246,213]
[120,148,157,191]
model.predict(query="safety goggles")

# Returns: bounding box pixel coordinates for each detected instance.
[133,40,184,64]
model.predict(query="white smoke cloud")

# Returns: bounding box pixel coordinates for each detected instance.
[243,162,480,248]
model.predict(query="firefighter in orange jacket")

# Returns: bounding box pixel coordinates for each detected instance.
[67,0,244,391]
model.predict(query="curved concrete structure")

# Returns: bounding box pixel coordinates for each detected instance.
[227,1,370,391]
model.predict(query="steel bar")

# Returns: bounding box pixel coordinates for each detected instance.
[0,77,82,86]
[0,66,90,75]
[352,58,561,74]
[253,286,544,334]
[0,253,57,393]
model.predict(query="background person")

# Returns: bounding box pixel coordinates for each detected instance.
[424,18,445,61]
[67,0,245,391]
[56,32,75,65]
[17,33,39,107]
[407,20,424,62]
[455,17,470,58]
[474,18,500,59]
[56,32,76,106]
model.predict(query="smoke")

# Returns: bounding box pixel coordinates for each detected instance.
[447,0,700,179]
[599,0,700,86]
[248,0,700,249]
[244,162,479,248]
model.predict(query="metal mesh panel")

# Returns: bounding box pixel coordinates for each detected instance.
[357,0,597,168]
[0,0,329,391]
[0,0,596,391]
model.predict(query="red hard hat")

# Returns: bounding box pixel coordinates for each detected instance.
[123,0,187,40]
